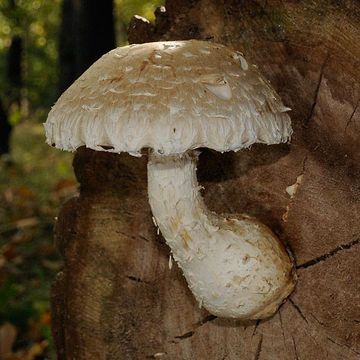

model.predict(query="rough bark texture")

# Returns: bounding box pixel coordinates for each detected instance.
[52,1,360,359]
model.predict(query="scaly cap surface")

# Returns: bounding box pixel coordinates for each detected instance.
[45,40,292,156]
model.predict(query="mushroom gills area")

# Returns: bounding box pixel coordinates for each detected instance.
[147,152,295,319]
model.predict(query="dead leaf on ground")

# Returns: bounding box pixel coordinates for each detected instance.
[0,322,17,358]
[2,339,48,360]
[14,218,39,229]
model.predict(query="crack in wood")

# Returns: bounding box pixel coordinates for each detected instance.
[344,99,359,134]
[310,313,326,327]
[252,319,261,337]
[301,154,309,173]
[289,299,308,323]
[304,54,329,126]
[172,314,217,342]
[278,312,287,350]
[138,234,150,242]
[296,238,360,269]
[126,275,150,284]
[174,331,194,340]
[254,335,263,360]
[327,336,360,356]
[115,230,140,242]
[292,336,300,360]
[197,314,217,325]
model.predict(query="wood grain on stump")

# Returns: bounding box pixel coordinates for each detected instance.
[52,1,360,359]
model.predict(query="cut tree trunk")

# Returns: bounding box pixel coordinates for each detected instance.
[51,1,360,359]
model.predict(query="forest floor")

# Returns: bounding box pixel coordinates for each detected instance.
[0,121,77,359]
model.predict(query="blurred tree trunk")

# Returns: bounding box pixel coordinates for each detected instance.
[7,35,22,106]
[58,0,78,94]
[0,35,23,156]
[1,0,23,156]
[52,1,360,359]
[58,0,116,93]
[0,99,11,155]
[77,0,116,74]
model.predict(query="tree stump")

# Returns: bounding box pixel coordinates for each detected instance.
[52,1,360,359]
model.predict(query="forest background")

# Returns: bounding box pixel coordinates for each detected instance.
[0,1,163,358]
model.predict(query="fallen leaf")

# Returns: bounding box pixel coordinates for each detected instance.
[2,244,17,261]
[41,259,62,271]
[26,340,48,359]
[0,256,7,269]
[54,179,77,192]
[0,322,17,358]
[14,218,39,229]
[40,312,51,326]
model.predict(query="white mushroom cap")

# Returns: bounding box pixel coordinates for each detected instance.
[45,40,292,156]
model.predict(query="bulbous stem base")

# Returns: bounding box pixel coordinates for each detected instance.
[147,152,296,319]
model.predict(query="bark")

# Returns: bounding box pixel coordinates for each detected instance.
[52,1,360,359]
[127,15,154,45]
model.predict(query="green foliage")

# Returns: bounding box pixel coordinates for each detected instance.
[0,0,61,111]
[8,108,21,125]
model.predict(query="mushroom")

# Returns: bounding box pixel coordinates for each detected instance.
[45,40,296,319]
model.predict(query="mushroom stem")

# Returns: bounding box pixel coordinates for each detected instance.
[147,152,296,319]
